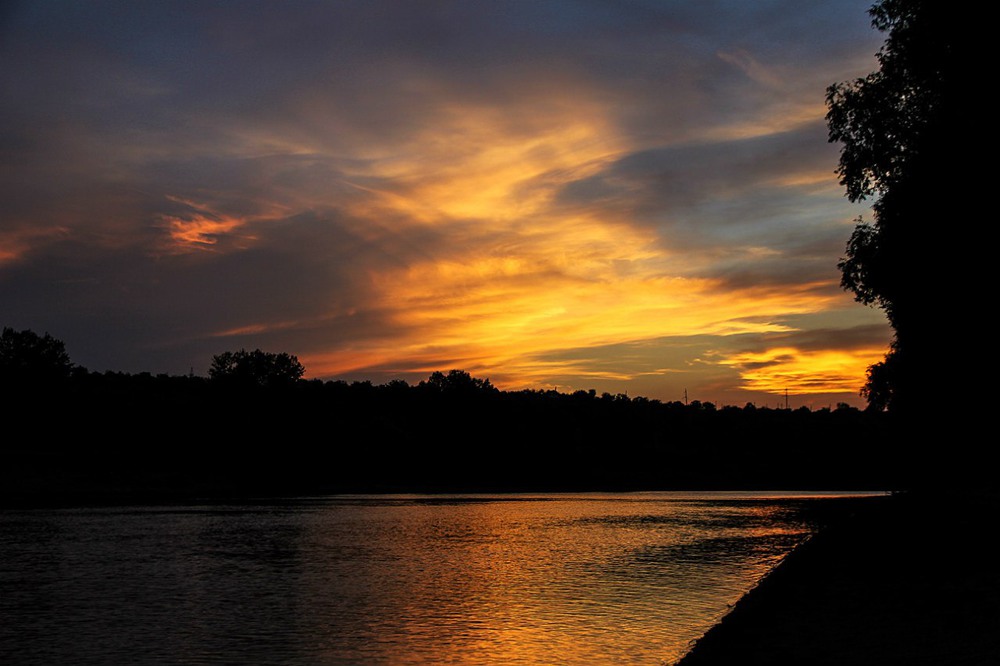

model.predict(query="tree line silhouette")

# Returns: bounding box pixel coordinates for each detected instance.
[3,326,908,505]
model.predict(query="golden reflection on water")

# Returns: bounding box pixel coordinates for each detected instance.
[300,494,826,665]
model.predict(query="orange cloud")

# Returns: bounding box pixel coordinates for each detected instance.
[322,100,624,225]
[158,196,271,253]
[717,346,885,395]
[210,321,302,337]
[303,254,845,382]
[214,91,884,398]
[163,213,247,249]
[0,227,70,264]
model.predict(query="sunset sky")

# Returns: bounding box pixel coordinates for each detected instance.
[0,1,891,407]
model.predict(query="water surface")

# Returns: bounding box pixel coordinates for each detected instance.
[0,491,877,665]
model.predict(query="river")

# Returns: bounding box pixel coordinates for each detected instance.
[0,491,879,665]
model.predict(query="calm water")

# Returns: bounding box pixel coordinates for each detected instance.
[0,492,876,665]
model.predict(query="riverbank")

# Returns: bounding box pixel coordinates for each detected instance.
[675,490,1000,665]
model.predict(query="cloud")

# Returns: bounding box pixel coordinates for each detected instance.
[0,1,890,404]
[717,346,884,395]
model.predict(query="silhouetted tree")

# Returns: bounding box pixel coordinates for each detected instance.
[826,0,962,413]
[860,344,900,412]
[0,327,73,386]
[420,369,496,395]
[209,348,305,388]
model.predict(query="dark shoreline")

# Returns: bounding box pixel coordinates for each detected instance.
[3,369,906,509]
[0,486,887,511]
[675,490,1000,665]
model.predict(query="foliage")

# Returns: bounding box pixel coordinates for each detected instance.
[826,0,950,205]
[420,369,496,394]
[859,345,900,413]
[1,330,908,500]
[826,0,957,410]
[209,348,305,388]
[0,327,73,385]
[7,362,901,501]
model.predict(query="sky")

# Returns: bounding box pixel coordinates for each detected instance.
[0,0,891,408]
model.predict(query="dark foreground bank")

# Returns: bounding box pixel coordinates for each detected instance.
[675,491,1000,666]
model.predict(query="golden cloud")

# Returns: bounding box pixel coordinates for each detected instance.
[221,95,881,397]
[718,346,886,395]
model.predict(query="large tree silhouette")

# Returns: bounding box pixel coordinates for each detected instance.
[826,0,962,414]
